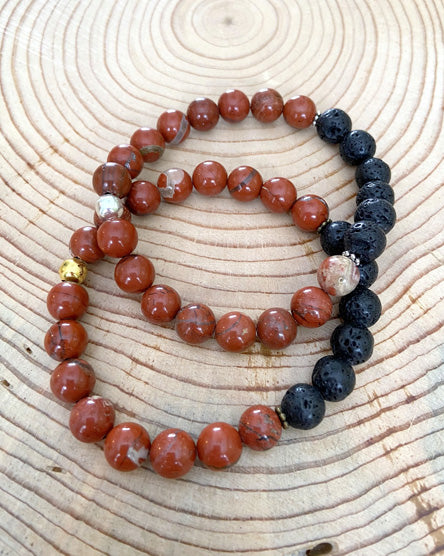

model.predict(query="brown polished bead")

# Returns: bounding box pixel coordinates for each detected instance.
[114,254,155,293]
[251,88,284,123]
[141,285,181,324]
[50,358,96,403]
[291,195,329,232]
[283,95,317,129]
[238,405,282,451]
[157,168,193,203]
[69,226,104,263]
[260,177,297,213]
[256,308,297,350]
[197,422,242,469]
[69,396,115,443]
[126,180,161,215]
[44,320,88,361]
[192,160,227,196]
[290,286,332,328]
[215,311,256,352]
[92,162,132,198]
[227,166,263,202]
[47,281,89,321]
[97,219,138,258]
[107,144,144,179]
[104,422,151,471]
[130,127,165,163]
[187,97,219,131]
[94,205,131,228]
[157,110,190,145]
[175,303,216,344]
[150,428,196,479]
[218,89,250,122]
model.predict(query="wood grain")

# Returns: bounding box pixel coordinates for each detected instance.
[0,0,443,554]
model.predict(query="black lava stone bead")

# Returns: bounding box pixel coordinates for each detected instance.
[339,286,382,327]
[355,198,396,233]
[356,181,395,205]
[320,220,351,255]
[339,130,376,166]
[330,323,374,365]
[358,260,379,288]
[316,108,352,144]
[355,157,391,187]
[344,221,387,264]
[280,384,326,430]
[312,356,356,402]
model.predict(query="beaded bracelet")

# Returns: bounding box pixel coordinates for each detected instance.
[44,89,396,478]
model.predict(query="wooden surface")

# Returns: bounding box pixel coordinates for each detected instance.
[0,0,443,554]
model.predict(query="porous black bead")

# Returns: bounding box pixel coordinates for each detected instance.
[280,384,326,430]
[339,286,382,327]
[355,198,396,233]
[356,157,391,187]
[320,220,351,255]
[330,323,374,365]
[356,181,395,205]
[316,108,352,144]
[312,356,356,402]
[358,260,379,288]
[344,221,387,264]
[339,130,376,166]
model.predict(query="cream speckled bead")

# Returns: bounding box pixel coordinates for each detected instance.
[317,255,360,296]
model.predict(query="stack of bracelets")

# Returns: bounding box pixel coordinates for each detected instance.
[44,89,396,478]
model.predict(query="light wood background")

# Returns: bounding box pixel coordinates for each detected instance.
[0,1,443,555]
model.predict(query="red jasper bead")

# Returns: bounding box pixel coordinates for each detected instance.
[291,195,329,232]
[175,303,216,344]
[69,396,115,443]
[69,226,104,263]
[141,285,181,324]
[251,88,284,123]
[187,97,219,131]
[92,162,132,198]
[130,127,165,163]
[283,95,317,129]
[218,89,250,122]
[157,110,190,144]
[238,405,282,451]
[290,286,332,328]
[114,254,155,293]
[157,168,193,204]
[260,177,297,213]
[50,358,95,403]
[192,160,227,196]
[256,308,297,350]
[197,422,242,469]
[44,320,88,361]
[215,312,256,352]
[227,165,263,202]
[126,180,161,215]
[107,144,144,179]
[104,422,151,471]
[97,219,138,258]
[150,428,196,479]
[47,282,89,321]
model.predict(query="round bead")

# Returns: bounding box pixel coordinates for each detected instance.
[343,221,387,264]
[150,429,196,479]
[197,422,242,469]
[126,180,161,215]
[69,396,115,443]
[95,195,125,221]
[280,384,325,430]
[339,286,382,327]
[358,260,379,288]
[283,95,317,129]
[312,356,356,402]
[192,160,227,196]
[130,127,165,163]
[58,258,87,284]
[104,422,151,471]
[107,144,144,179]
[290,286,332,328]
[50,358,96,403]
[47,281,89,320]
[97,219,138,258]
[251,88,283,123]
[355,157,391,187]
[157,109,190,145]
[157,168,193,203]
[291,195,329,232]
[319,221,351,256]
[260,177,297,213]
[227,165,263,202]
[114,254,155,293]
[355,198,396,234]
[44,320,88,361]
[215,312,256,352]
[340,130,376,166]
[175,303,216,345]
[94,205,131,228]
[330,323,374,365]
[141,285,181,324]
[256,308,297,350]
[186,97,219,131]
[69,226,104,264]
[92,162,132,198]
[317,255,360,296]
[316,108,352,144]
[356,181,395,206]
[238,405,282,451]
[218,89,250,122]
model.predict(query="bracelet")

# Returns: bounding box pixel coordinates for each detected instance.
[44,89,396,478]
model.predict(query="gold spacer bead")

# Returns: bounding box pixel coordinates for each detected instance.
[275,406,289,429]
[58,258,88,284]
